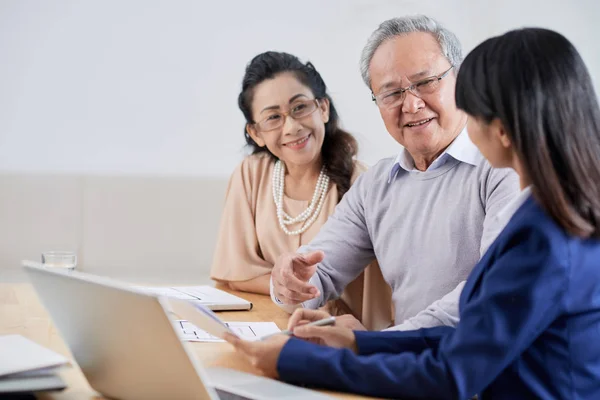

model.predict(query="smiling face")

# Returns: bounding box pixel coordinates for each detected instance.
[369,32,466,166]
[246,72,330,169]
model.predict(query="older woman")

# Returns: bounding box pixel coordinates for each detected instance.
[210,52,391,329]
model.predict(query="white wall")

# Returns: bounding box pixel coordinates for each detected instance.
[1,0,599,177]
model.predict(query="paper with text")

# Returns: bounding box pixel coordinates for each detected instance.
[174,320,280,342]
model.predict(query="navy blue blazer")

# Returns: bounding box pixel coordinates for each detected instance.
[277,196,600,399]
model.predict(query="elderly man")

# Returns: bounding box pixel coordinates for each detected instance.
[270,15,520,331]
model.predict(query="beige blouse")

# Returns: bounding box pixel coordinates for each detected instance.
[210,153,393,330]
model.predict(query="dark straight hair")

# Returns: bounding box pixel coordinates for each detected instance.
[456,28,600,238]
[238,51,358,200]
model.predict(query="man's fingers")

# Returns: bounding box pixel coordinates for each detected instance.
[275,271,319,298]
[272,274,317,304]
[274,288,313,305]
[274,264,318,295]
[272,251,321,305]
[278,287,318,303]
[281,270,318,294]
[297,250,325,267]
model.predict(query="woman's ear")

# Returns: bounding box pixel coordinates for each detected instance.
[247,124,266,147]
[491,118,512,149]
[319,98,330,124]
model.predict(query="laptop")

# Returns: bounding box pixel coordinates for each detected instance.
[22,263,331,400]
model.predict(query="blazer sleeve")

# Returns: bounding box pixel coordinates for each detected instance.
[277,221,568,399]
[354,326,452,355]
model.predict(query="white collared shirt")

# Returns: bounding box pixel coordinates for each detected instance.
[388,128,481,183]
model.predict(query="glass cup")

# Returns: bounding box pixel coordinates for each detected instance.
[41,251,77,270]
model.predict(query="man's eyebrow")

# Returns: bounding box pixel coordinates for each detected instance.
[375,70,433,93]
[377,80,402,92]
[407,70,432,81]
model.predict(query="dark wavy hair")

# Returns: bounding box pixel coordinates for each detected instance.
[456,28,600,238]
[238,51,358,200]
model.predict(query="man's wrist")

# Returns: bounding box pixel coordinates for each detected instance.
[270,275,284,304]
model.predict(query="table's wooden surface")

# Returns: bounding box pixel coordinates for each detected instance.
[0,283,373,400]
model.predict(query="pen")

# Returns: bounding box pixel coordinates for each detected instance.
[261,316,336,340]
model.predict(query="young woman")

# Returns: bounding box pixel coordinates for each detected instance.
[225,28,600,399]
[210,52,391,328]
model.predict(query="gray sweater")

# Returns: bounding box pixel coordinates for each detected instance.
[273,144,520,326]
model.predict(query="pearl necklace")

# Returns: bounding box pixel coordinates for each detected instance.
[272,160,330,236]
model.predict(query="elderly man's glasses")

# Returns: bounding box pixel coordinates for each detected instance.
[371,66,454,109]
[254,99,321,132]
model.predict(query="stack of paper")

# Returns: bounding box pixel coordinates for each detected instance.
[0,335,68,394]
[133,285,253,311]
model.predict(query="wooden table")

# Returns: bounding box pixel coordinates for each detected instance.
[0,283,374,399]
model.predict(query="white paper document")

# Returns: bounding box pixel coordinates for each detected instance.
[0,335,69,377]
[133,285,252,311]
[167,298,281,342]
[174,320,280,342]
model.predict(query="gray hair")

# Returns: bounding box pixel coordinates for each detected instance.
[360,15,463,89]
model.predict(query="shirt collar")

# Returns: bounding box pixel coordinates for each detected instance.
[388,127,482,183]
